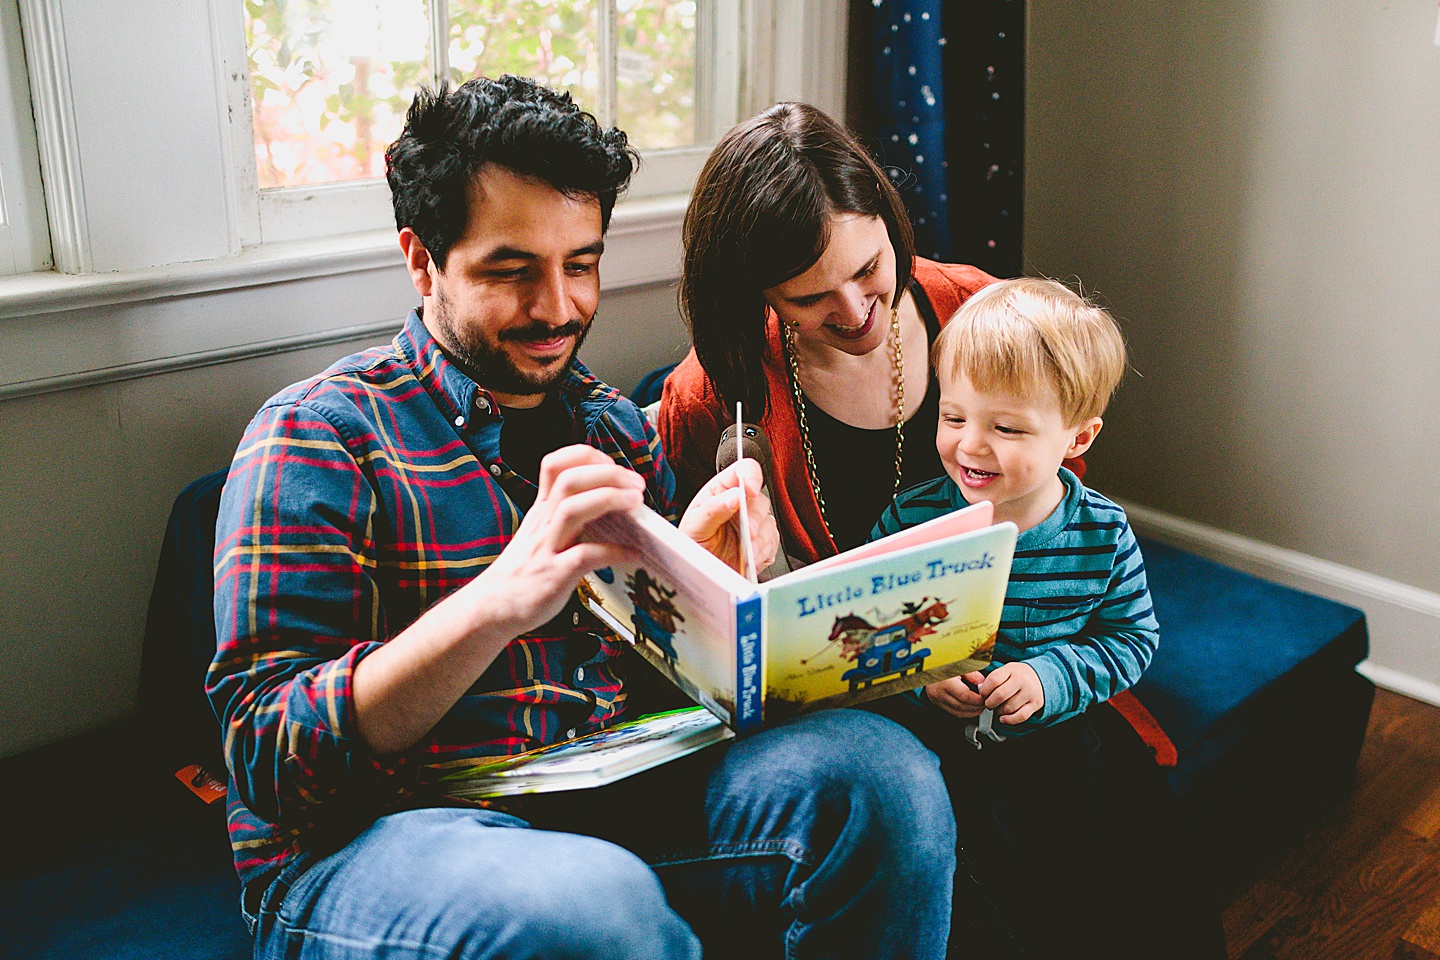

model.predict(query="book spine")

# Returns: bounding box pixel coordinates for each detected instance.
[734,593,763,733]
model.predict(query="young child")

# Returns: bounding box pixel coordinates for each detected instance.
[872,275,1158,741]
[869,278,1219,960]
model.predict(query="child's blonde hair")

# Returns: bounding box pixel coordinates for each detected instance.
[932,277,1127,425]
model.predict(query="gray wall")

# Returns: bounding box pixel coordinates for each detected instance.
[1026,0,1440,596]
[11,0,1439,756]
[0,280,687,759]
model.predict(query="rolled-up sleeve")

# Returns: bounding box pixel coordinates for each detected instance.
[209,399,391,825]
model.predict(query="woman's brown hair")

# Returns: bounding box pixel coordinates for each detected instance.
[680,102,916,419]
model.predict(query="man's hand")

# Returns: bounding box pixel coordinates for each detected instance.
[678,459,780,575]
[353,444,643,756]
[473,444,646,631]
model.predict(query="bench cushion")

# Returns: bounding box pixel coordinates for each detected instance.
[0,724,250,960]
[1133,537,1370,793]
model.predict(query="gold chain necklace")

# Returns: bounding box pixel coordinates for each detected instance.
[783,305,906,531]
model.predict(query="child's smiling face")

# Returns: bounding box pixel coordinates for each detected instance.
[936,371,1103,532]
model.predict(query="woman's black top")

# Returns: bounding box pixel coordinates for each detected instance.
[803,282,946,552]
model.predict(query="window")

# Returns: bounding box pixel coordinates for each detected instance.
[0,0,841,399]
[0,0,51,276]
[3,0,840,281]
[238,0,741,244]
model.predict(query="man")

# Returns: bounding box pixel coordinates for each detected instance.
[210,75,955,960]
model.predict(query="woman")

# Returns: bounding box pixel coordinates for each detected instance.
[658,101,1007,560]
[659,103,1225,959]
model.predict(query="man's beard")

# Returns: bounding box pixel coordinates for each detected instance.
[429,286,592,395]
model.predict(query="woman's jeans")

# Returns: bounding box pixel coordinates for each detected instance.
[246,709,956,960]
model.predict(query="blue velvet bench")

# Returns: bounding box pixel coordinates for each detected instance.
[0,721,250,960]
[1131,538,1373,886]
[0,480,1372,958]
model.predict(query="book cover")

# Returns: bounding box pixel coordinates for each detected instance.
[437,501,1015,799]
[580,507,753,728]
[579,500,1016,733]
[761,522,1016,717]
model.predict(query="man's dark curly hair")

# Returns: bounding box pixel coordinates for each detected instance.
[385,75,638,269]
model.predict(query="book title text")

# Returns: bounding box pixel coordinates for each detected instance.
[793,553,996,618]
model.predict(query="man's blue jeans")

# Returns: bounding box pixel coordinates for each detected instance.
[247,709,955,959]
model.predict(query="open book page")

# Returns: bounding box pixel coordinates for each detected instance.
[798,500,995,575]
[761,522,1017,716]
[436,707,732,799]
[579,508,755,727]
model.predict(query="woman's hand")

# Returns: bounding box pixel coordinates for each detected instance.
[679,459,780,575]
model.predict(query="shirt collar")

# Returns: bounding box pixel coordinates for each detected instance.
[943,466,1082,548]
[1015,467,1083,548]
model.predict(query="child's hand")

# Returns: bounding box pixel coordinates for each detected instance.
[977,662,1044,725]
[924,672,988,719]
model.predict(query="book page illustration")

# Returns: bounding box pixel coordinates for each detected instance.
[579,509,751,725]
[436,708,732,798]
[762,524,1016,715]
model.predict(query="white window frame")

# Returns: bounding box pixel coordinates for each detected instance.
[226,0,745,247]
[8,0,845,276]
[0,0,846,401]
[0,0,53,275]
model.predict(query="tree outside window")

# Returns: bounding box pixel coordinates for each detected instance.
[247,0,699,191]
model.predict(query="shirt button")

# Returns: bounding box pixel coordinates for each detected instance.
[475,395,491,414]
[572,611,580,626]
[489,464,502,477]
[566,728,578,740]
[575,667,585,682]
[453,415,465,428]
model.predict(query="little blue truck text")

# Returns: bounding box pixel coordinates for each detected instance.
[794,553,995,618]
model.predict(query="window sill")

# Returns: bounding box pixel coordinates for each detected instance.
[0,193,686,321]
[0,193,685,400]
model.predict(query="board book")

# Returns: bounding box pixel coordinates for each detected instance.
[438,498,1016,799]
[578,499,1017,734]
[438,707,732,800]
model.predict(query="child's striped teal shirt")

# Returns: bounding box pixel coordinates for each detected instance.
[872,468,1159,735]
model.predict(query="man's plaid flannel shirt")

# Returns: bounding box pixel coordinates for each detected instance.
[208,309,677,894]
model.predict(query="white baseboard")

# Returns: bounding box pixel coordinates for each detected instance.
[1355,663,1440,710]
[1120,500,1440,709]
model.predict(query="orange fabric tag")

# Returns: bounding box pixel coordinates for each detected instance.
[1108,691,1179,768]
[175,764,227,804]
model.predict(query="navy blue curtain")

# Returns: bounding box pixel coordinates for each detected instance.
[860,0,1025,278]
[871,0,951,258]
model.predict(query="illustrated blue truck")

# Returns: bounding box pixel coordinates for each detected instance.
[840,623,931,691]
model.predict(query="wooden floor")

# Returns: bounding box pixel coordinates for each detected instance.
[1223,688,1440,959]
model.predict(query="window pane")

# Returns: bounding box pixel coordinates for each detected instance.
[247,0,431,189]
[447,1,599,115]
[616,0,697,150]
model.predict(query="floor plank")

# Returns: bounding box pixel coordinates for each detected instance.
[1223,879,1304,959]
[1223,689,1440,960]
[1405,893,1440,956]
[1403,784,1440,841]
